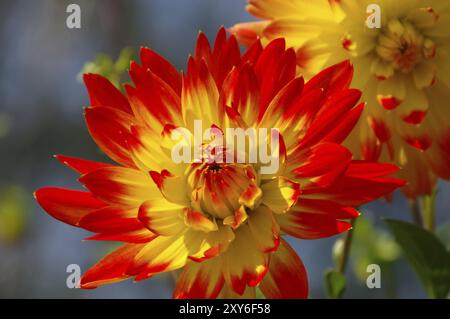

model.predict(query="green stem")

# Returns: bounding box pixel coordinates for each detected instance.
[422,190,437,232]
[337,218,356,274]
[409,199,423,227]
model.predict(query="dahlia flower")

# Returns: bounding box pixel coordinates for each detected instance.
[231,0,450,198]
[35,28,403,298]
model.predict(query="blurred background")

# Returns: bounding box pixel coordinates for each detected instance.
[0,0,449,298]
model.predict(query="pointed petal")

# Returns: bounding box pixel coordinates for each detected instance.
[125,70,182,130]
[255,40,296,118]
[304,60,353,96]
[34,187,104,226]
[55,155,111,174]
[291,142,352,189]
[183,209,218,233]
[81,243,147,288]
[229,21,268,47]
[346,160,400,178]
[220,63,260,127]
[222,226,270,295]
[83,73,131,114]
[210,27,241,88]
[258,77,305,132]
[299,89,361,148]
[149,170,189,206]
[139,47,182,94]
[261,177,300,214]
[223,206,248,230]
[80,206,143,233]
[294,197,359,219]
[218,284,256,299]
[182,58,220,129]
[259,239,308,298]
[195,32,212,64]
[188,224,235,262]
[127,231,201,279]
[84,230,155,243]
[138,199,186,236]
[321,103,364,144]
[242,39,263,64]
[84,106,136,168]
[173,258,224,299]
[315,175,405,206]
[275,210,353,239]
[247,205,280,253]
[80,166,158,207]
[238,183,263,210]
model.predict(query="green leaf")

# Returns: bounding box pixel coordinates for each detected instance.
[0,186,28,243]
[385,219,450,298]
[349,215,400,282]
[437,223,450,250]
[324,269,346,299]
[78,47,134,89]
[114,47,134,72]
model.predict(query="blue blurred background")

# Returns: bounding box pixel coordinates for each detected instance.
[0,0,449,298]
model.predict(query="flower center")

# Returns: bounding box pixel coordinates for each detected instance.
[186,162,262,220]
[375,19,435,73]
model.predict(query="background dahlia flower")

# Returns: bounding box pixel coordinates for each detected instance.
[35,28,403,298]
[231,0,450,198]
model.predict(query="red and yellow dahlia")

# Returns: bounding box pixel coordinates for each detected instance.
[231,0,450,198]
[35,28,403,298]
